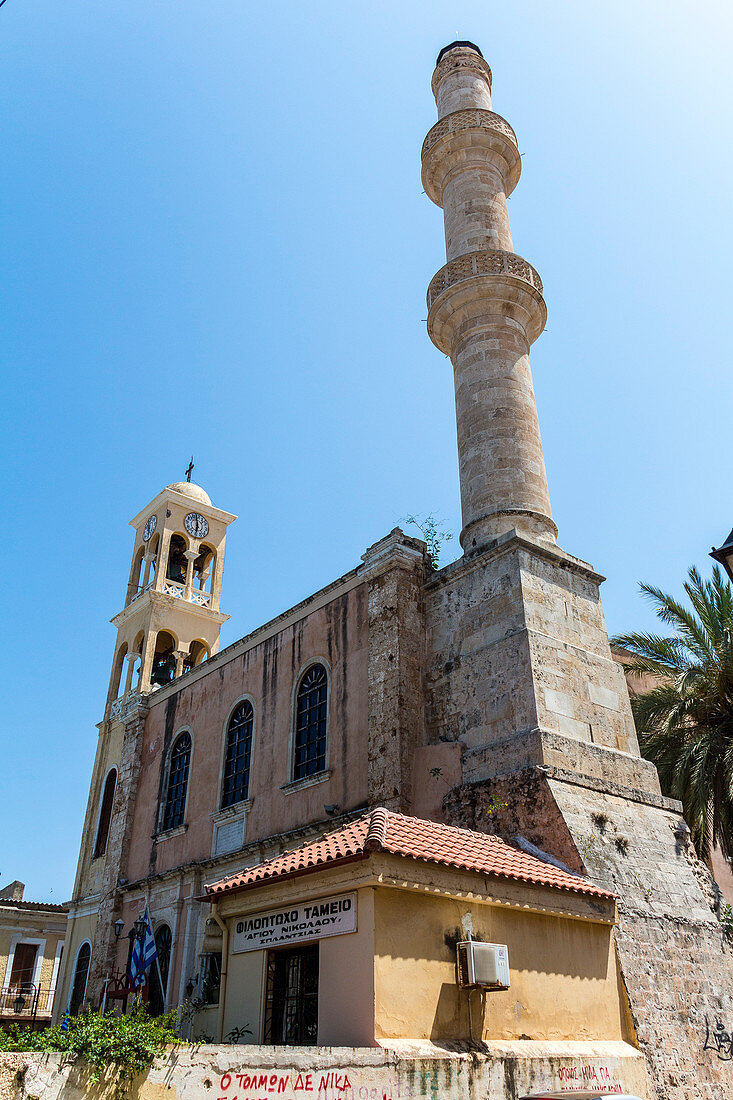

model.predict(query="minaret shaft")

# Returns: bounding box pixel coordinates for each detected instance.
[423,44,555,549]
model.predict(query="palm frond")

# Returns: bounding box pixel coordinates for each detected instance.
[622,565,733,862]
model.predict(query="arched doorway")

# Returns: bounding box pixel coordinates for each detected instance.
[147,924,172,1016]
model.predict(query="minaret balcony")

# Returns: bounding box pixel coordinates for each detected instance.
[421,108,521,204]
[427,248,546,354]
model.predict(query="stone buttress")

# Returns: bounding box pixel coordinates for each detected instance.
[423,41,733,1100]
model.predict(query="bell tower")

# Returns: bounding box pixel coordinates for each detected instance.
[106,479,236,714]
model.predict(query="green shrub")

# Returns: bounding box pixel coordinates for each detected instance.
[0,1005,182,1093]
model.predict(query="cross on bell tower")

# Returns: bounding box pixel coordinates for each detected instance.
[105,479,237,716]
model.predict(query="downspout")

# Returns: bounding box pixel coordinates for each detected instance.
[210,905,229,1042]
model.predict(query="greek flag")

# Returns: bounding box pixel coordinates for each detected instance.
[129,908,157,989]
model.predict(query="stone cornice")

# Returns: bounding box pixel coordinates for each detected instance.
[423,530,606,593]
[110,588,229,629]
[358,527,427,581]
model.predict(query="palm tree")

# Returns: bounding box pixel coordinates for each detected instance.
[612,565,733,864]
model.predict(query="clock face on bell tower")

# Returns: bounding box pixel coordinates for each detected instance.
[184,512,209,539]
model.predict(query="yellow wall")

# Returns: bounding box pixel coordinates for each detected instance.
[0,905,67,1021]
[220,885,376,1046]
[373,887,631,1044]
[223,948,266,1043]
[52,912,96,1022]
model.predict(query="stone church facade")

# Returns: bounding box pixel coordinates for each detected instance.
[55,41,733,1100]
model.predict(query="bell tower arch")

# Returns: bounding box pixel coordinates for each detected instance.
[107,480,236,714]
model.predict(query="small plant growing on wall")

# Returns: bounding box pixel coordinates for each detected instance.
[401,514,454,569]
[0,1005,181,1095]
[721,903,733,938]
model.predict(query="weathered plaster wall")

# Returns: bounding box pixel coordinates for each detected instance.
[0,907,66,1023]
[0,1041,651,1100]
[373,885,629,1045]
[217,880,376,1048]
[126,583,369,884]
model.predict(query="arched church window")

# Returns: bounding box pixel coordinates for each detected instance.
[69,942,91,1016]
[221,701,254,808]
[162,732,191,831]
[165,534,187,584]
[93,769,117,859]
[293,665,328,780]
[147,924,172,1017]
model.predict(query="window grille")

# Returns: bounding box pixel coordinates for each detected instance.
[263,945,318,1045]
[293,665,328,780]
[198,952,222,1006]
[163,732,191,831]
[221,701,254,807]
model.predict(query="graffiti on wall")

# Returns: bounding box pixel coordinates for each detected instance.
[216,1063,628,1100]
[703,1016,733,1061]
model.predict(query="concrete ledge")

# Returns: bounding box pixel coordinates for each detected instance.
[2,1040,650,1100]
[462,728,672,808]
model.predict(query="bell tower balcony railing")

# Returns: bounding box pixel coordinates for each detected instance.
[162,579,212,607]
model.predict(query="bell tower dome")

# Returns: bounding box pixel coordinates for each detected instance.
[106,479,236,716]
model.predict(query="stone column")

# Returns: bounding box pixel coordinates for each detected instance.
[183,550,198,600]
[422,42,556,552]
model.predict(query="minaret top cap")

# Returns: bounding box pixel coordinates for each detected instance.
[436,40,484,65]
[431,41,492,102]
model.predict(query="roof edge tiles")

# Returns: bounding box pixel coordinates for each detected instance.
[203,809,614,904]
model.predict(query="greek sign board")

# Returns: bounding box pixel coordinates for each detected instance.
[231,892,357,953]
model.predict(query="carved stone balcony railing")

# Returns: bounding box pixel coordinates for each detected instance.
[109,690,146,721]
[427,247,543,311]
[162,579,211,607]
[163,579,186,599]
[127,581,152,607]
[421,107,517,160]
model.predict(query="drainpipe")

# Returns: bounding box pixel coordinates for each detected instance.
[210,905,228,1042]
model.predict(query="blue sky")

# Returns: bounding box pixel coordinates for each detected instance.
[2,1,732,901]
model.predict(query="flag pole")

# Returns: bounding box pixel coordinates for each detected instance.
[144,905,167,1010]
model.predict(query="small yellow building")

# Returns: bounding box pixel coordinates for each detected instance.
[201,809,637,1055]
[0,882,67,1029]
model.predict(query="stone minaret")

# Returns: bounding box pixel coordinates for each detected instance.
[423,44,733,1100]
[422,42,555,551]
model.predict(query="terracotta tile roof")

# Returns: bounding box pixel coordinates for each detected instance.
[0,899,68,913]
[204,808,613,902]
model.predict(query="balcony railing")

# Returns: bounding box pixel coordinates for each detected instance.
[163,579,186,598]
[127,581,153,606]
[0,984,47,1023]
[163,580,211,607]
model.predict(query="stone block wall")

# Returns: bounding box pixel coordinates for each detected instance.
[445,773,733,1100]
[425,534,648,765]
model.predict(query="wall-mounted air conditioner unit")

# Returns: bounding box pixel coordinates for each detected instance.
[456,941,510,989]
